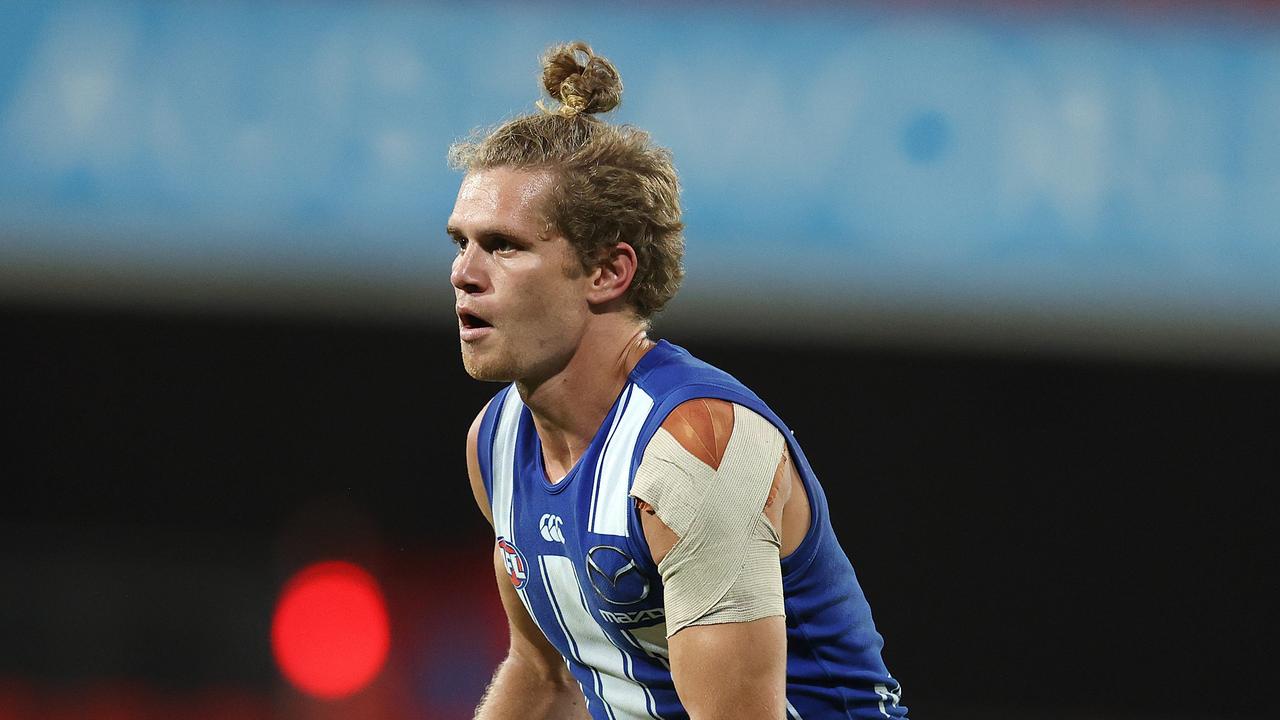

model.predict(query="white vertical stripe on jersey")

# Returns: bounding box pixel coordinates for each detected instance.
[588,384,632,536]
[490,387,525,540]
[538,557,606,718]
[786,699,805,719]
[589,385,654,537]
[606,611,662,720]
[541,555,655,720]
[618,629,671,714]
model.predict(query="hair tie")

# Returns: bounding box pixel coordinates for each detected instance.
[559,89,587,115]
[536,78,588,118]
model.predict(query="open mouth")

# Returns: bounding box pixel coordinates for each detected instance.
[458,310,493,330]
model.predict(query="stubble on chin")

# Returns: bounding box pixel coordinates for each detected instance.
[460,345,515,382]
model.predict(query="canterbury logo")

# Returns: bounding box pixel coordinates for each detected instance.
[539,513,565,543]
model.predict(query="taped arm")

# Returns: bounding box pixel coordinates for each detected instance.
[466,407,589,720]
[631,399,792,720]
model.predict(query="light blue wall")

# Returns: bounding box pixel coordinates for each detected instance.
[2,1,1278,347]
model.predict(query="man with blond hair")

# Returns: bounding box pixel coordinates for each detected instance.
[449,42,907,720]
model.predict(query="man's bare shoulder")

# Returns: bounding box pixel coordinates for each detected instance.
[467,399,494,526]
[659,398,734,470]
[467,399,492,448]
[642,397,807,556]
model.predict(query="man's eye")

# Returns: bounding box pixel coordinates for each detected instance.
[452,236,468,251]
[491,237,527,253]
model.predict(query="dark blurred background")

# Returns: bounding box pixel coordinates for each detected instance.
[2,1,1279,718]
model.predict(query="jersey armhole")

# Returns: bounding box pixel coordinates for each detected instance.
[475,385,514,501]
[778,434,825,580]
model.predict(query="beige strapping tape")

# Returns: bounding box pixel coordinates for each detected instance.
[631,404,785,636]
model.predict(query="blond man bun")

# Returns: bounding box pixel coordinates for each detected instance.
[540,41,622,116]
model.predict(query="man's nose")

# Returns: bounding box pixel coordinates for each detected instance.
[450,243,486,294]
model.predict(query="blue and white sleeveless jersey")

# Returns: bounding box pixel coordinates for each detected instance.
[477,340,907,720]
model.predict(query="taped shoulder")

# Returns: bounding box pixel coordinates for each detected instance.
[660,398,735,471]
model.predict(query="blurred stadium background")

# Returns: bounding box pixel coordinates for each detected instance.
[2,0,1277,718]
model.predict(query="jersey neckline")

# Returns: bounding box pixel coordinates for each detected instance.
[522,339,677,494]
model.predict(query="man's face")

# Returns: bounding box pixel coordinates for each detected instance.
[447,167,592,383]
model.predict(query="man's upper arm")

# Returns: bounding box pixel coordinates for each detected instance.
[467,401,495,527]
[669,617,787,720]
[633,398,791,719]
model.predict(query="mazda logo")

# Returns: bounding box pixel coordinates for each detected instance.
[584,545,650,606]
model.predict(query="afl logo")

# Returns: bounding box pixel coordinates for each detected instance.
[496,537,528,589]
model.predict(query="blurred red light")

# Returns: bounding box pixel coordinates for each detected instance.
[271,560,390,699]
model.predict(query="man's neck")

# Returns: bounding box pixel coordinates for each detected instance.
[517,320,654,482]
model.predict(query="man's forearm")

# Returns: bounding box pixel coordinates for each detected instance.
[474,654,590,720]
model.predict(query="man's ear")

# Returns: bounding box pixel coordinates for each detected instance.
[586,241,638,306]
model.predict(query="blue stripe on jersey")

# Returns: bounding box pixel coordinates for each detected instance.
[478,340,909,720]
